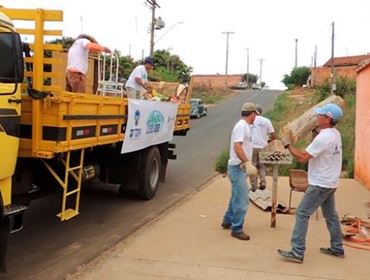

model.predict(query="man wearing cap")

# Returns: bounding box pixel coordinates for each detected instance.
[250,104,275,191]
[278,103,345,263]
[125,57,155,99]
[66,34,111,93]
[221,103,259,240]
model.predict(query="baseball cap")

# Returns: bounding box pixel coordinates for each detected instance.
[314,103,343,121]
[144,56,155,66]
[242,103,260,114]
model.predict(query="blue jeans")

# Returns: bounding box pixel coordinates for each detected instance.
[222,164,249,233]
[291,185,344,257]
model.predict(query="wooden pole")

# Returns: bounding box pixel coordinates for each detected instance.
[271,165,279,228]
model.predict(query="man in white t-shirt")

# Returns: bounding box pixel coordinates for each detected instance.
[125,57,155,99]
[221,103,259,241]
[278,103,345,263]
[66,34,111,93]
[250,104,275,191]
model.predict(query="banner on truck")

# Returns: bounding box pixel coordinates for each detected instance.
[121,99,178,154]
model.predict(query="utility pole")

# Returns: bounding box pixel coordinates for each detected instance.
[258,58,264,85]
[147,0,160,56]
[314,44,317,68]
[222,31,234,89]
[330,22,335,93]
[294,38,298,68]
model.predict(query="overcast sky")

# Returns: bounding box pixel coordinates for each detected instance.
[2,0,370,89]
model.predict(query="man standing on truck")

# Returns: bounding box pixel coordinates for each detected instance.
[221,103,259,241]
[250,104,275,191]
[125,56,155,99]
[66,34,111,93]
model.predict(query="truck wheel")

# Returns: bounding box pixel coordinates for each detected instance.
[138,146,161,200]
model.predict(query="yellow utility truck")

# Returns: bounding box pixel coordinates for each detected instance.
[0,7,191,272]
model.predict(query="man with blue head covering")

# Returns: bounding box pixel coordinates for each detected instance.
[278,103,345,263]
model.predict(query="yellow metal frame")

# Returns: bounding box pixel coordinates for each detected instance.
[41,149,84,221]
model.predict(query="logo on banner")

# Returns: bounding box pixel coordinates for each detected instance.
[129,109,142,140]
[146,110,164,134]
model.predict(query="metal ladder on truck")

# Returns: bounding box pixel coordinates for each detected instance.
[42,149,85,221]
[96,53,126,97]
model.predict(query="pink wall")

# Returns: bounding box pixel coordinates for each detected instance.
[311,66,357,87]
[192,74,242,90]
[355,64,370,190]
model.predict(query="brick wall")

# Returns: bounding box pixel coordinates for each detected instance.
[192,74,242,90]
[311,66,357,87]
[355,63,370,190]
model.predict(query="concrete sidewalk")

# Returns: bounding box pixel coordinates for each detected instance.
[70,176,370,280]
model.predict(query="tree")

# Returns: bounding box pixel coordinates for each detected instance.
[282,66,311,89]
[242,73,258,85]
[46,37,192,83]
[152,49,192,83]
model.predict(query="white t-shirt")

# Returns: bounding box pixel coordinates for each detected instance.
[228,119,253,165]
[306,128,342,188]
[66,38,90,75]
[251,115,275,148]
[125,65,148,91]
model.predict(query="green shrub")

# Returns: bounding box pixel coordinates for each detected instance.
[282,67,311,88]
[337,94,356,177]
[215,149,229,173]
[316,76,356,101]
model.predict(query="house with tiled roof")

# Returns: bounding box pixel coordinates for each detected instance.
[310,54,370,87]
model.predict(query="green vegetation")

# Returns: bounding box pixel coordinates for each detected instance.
[282,66,311,89]
[317,76,356,101]
[192,88,233,104]
[48,37,192,83]
[242,73,258,85]
[215,149,229,173]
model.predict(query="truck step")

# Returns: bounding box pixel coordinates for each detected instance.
[3,204,28,216]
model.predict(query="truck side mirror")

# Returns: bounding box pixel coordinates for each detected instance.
[0,32,24,84]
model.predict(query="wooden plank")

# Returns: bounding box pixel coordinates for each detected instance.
[279,95,345,145]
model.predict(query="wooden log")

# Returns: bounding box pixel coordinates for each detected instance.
[279,95,345,144]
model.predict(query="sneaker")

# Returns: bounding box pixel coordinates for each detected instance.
[231,231,250,240]
[277,249,304,263]
[221,222,231,229]
[319,247,345,258]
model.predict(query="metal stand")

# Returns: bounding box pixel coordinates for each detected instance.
[271,165,279,228]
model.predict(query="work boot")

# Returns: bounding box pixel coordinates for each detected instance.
[231,231,250,240]
[319,247,345,258]
[221,222,231,229]
[277,249,303,263]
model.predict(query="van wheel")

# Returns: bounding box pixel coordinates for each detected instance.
[138,146,161,200]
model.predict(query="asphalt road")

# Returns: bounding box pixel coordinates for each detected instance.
[4,89,281,280]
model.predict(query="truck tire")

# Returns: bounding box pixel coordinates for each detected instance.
[138,146,161,200]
